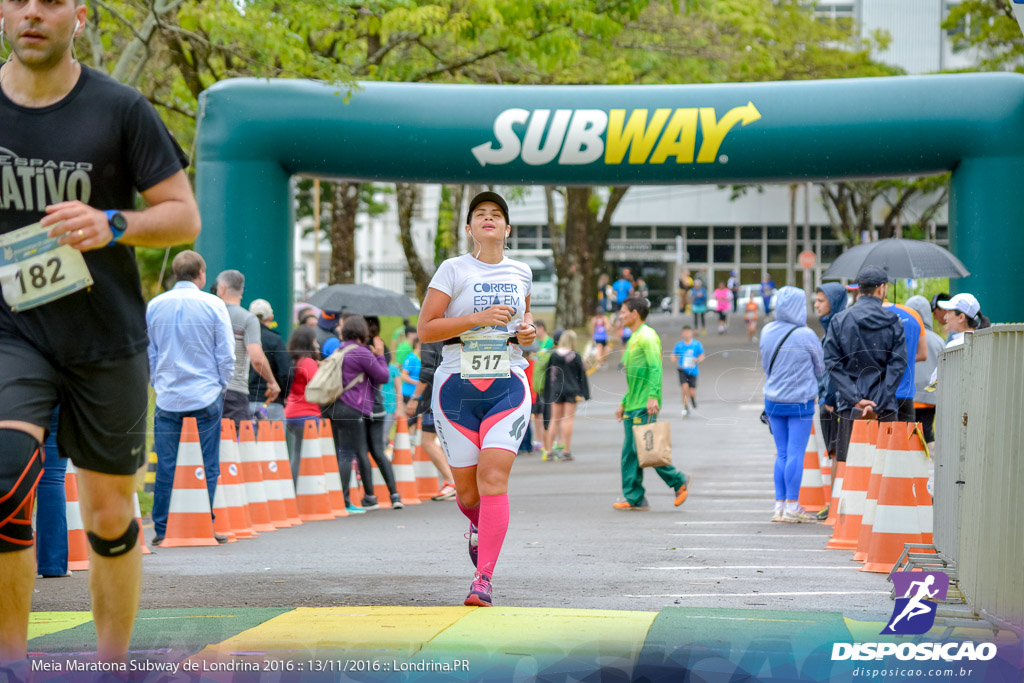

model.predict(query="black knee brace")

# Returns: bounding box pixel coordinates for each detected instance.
[87,519,139,557]
[0,429,44,552]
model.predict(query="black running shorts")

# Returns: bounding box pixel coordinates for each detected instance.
[677,370,698,388]
[0,339,148,475]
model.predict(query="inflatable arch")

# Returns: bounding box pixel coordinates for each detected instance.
[195,73,1024,323]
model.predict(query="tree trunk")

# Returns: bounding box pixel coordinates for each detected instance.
[433,184,465,266]
[397,183,430,300]
[329,182,359,284]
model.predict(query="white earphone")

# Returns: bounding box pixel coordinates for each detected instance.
[75,20,81,33]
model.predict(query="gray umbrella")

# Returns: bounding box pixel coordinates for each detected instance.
[822,238,970,280]
[307,283,420,318]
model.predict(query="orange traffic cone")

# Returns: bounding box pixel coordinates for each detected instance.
[854,422,894,562]
[270,421,302,526]
[161,417,218,547]
[238,421,275,532]
[823,460,844,527]
[211,481,237,543]
[296,420,335,521]
[391,416,421,505]
[826,420,875,550]
[820,452,832,510]
[798,425,826,512]
[368,454,393,508]
[217,419,254,539]
[132,491,151,555]
[65,463,89,571]
[909,424,934,546]
[861,422,924,573]
[256,421,290,528]
[413,417,441,500]
[319,421,349,515]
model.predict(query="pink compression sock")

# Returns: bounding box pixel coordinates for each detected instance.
[476,494,510,578]
[457,497,480,527]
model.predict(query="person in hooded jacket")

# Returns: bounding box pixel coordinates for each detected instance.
[760,287,825,523]
[904,295,945,446]
[813,282,848,514]
[823,266,907,465]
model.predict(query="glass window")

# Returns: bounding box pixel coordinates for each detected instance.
[767,244,788,263]
[713,244,735,263]
[687,226,708,240]
[740,226,762,240]
[766,226,788,240]
[626,226,651,240]
[741,244,761,263]
[714,226,736,240]
[820,244,844,262]
[936,224,949,240]
[686,244,708,263]
[656,226,681,241]
[819,225,835,241]
[516,225,537,239]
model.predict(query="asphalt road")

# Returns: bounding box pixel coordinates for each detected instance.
[31,312,892,622]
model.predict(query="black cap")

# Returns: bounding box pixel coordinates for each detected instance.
[466,191,510,225]
[930,292,951,311]
[855,265,889,287]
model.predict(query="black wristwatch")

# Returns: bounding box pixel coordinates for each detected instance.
[105,210,127,245]
[410,395,422,402]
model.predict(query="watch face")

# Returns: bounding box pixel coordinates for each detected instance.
[111,212,128,231]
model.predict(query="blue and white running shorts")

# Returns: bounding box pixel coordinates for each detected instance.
[431,366,532,468]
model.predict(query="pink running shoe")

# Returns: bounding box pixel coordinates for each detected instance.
[464,572,492,607]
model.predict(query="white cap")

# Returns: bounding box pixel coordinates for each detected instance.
[248,298,273,320]
[938,293,980,318]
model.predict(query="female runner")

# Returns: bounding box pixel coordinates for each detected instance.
[418,192,536,607]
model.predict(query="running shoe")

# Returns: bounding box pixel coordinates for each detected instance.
[361,496,380,511]
[464,572,492,607]
[541,449,551,461]
[345,505,366,515]
[680,408,689,418]
[466,523,479,567]
[781,507,818,523]
[815,503,830,521]
[771,509,784,522]
[673,475,692,506]
[391,493,404,509]
[612,497,650,511]
[432,483,457,501]
[560,452,574,461]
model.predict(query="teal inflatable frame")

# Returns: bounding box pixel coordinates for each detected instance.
[195,73,1024,324]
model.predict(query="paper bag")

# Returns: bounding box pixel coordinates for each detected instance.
[633,420,672,468]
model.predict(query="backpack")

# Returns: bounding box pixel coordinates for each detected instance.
[305,343,365,405]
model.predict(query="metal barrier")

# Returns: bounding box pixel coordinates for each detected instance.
[933,324,1024,634]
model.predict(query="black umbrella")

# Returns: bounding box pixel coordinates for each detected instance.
[307,283,420,318]
[822,238,970,280]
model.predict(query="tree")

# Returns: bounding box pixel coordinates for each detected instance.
[818,175,950,247]
[396,183,431,301]
[942,1,1024,72]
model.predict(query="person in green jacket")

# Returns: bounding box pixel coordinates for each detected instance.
[614,297,692,510]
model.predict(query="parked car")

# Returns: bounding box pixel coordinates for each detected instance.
[735,284,778,315]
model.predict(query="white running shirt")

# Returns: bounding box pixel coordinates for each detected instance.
[428,253,533,373]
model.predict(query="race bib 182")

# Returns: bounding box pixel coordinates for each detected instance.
[0,222,93,312]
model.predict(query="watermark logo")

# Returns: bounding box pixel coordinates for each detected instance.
[883,571,949,635]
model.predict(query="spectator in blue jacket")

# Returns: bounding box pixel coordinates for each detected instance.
[823,266,907,465]
[761,287,825,523]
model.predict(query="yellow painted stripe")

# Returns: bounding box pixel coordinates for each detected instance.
[192,607,470,661]
[29,612,93,640]
[421,607,657,661]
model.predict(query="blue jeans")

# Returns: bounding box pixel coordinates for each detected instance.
[36,410,68,576]
[152,400,223,537]
[285,416,320,485]
[767,412,814,501]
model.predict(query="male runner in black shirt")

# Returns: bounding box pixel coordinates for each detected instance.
[0,0,200,664]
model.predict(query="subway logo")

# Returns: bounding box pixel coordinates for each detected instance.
[471,104,761,167]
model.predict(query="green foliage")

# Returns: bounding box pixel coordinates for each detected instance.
[942,1,1024,72]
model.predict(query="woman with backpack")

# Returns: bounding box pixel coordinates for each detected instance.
[759,287,825,524]
[321,315,393,513]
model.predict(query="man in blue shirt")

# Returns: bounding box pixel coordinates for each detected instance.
[146,251,235,546]
[885,301,927,422]
[612,268,634,306]
[761,275,776,315]
[401,337,422,400]
[672,326,706,417]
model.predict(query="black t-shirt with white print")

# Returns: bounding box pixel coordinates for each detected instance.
[0,64,187,364]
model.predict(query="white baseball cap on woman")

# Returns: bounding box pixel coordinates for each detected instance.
[938,293,980,318]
